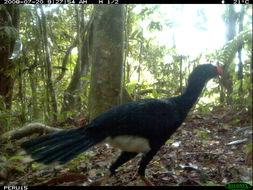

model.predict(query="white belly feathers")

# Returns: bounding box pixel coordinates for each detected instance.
[104,135,151,153]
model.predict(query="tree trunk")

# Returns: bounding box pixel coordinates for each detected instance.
[22,46,40,120]
[0,5,19,110]
[88,5,125,120]
[61,6,92,114]
[136,39,143,100]
[55,39,78,83]
[237,6,245,97]
[0,5,19,132]
[249,53,252,112]
[122,88,133,103]
[220,5,237,104]
[179,55,183,95]
[34,7,50,121]
[17,59,26,124]
[39,5,58,121]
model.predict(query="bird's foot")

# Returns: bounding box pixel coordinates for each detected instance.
[140,175,155,186]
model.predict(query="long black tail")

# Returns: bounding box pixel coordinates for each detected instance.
[21,126,102,165]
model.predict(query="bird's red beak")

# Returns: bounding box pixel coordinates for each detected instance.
[216,66,223,75]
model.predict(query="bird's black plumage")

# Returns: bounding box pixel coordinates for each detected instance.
[21,64,222,185]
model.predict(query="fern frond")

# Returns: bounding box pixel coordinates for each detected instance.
[217,29,252,65]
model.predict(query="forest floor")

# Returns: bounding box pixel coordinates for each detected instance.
[0,105,252,186]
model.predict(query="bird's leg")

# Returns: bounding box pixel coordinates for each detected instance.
[140,175,155,186]
[138,150,158,186]
[109,151,138,175]
[99,151,137,186]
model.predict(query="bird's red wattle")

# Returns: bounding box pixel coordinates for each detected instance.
[217,66,223,75]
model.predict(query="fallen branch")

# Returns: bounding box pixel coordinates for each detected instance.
[0,123,62,143]
[225,138,248,146]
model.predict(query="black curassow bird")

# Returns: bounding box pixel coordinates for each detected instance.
[21,64,223,186]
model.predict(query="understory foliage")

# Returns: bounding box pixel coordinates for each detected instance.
[0,4,251,127]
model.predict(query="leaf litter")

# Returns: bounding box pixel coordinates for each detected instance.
[0,106,252,186]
